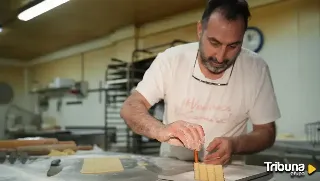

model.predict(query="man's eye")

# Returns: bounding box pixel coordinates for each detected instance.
[210,42,220,47]
[229,45,237,49]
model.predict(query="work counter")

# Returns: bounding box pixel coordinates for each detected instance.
[0,146,318,181]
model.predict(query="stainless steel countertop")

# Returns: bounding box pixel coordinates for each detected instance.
[0,146,194,181]
[0,146,318,181]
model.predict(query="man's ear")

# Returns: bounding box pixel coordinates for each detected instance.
[197,21,203,39]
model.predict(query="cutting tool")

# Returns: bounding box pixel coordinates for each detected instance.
[0,150,29,164]
[47,159,63,177]
[0,151,6,163]
[194,150,199,163]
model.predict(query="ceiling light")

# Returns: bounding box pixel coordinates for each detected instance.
[0,27,2,33]
[18,0,70,21]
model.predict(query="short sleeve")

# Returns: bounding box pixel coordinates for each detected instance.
[249,64,281,125]
[135,52,172,106]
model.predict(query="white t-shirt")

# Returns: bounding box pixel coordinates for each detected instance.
[135,42,281,163]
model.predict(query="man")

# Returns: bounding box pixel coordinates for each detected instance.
[120,0,280,165]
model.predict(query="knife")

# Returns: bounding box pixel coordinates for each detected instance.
[47,159,63,177]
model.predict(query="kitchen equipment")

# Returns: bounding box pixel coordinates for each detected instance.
[0,139,92,156]
[47,159,63,177]
[0,149,29,164]
[18,152,28,164]
[8,151,17,164]
[50,78,75,88]
[16,143,78,155]
[0,82,14,105]
[0,138,58,149]
[0,151,6,163]
[4,104,42,134]
[194,150,199,163]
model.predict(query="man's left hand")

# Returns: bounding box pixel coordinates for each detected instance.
[204,137,235,165]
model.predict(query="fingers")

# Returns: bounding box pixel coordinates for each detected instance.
[171,126,189,148]
[204,138,223,163]
[171,121,205,150]
[204,153,230,165]
[196,126,205,143]
[204,138,232,165]
[175,124,200,150]
[192,124,205,145]
[184,123,205,150]
[182,125,197,150]
[206,138,222,153]
[204,146,224,160]
[180,125,195,149]
[185,124,203,151]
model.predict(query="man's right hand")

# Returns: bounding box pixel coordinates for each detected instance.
[156,120,205,151]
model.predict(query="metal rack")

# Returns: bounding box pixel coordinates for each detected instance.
[305,121,320,147]
[104,57,159,153]
[104,58,131,152]
[104,39,189,154]
[104,58,152,152]
[129,39,189,155]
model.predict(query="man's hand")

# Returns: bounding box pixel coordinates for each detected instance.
[204,137,234,165]
[203,122,276,165]
[157,120,205,151]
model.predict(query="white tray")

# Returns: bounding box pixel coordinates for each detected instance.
[158,164,273,181]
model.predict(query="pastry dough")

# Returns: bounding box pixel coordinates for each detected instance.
[206,164,215,181]
[194,163,200,180]
[194,162,225,181]
[199,163,208,180]
[213,165,224,181]
[48,149,75,156]
[81,157,124,174]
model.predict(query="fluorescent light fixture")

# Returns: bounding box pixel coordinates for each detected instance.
[0,27,2,33]
[18,0,70,21]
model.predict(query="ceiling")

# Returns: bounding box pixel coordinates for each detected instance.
[0,0,206,61]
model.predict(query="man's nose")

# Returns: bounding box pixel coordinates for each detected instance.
[216,47,227,63]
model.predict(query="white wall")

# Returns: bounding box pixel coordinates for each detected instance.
[249,0,320,139]
[29,41,135,128]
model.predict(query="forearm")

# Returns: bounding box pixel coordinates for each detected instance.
[120,98,164,140]
[231,126,276,155]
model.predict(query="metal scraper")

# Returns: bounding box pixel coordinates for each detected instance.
[47,159,63,177]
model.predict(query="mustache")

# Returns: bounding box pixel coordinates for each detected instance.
[207,56,229,65]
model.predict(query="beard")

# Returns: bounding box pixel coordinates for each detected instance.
[199,42,240,75]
